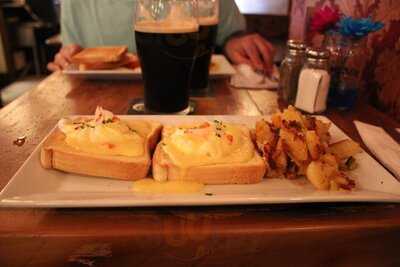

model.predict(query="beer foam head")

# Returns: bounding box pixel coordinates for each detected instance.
[135,20,199,33]
[198,16,219,26]
[135,3,198,33]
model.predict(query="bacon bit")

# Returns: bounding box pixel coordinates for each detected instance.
[226,134,233,143]
[107,143,115,149]
[341,178,356,190]
[199,122,210,129]
[112,116,120,122]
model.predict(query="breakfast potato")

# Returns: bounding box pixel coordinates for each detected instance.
[307,159,340,191]
[295,162,310,176]
[255,120,276,147]
[250,129,256,143]
[303,116,316,131]
[328,139,362,160]
[307,154,354,191]
[281,106,306,129]
[306,130,324,160]
[271,138,287,173]
[254,106,361,191]
[320,153,339,168]
[315,120,331,143]
[271,113,282,129]
[280,128,308,163]
[332,173,355,191]
[307,161,330,190]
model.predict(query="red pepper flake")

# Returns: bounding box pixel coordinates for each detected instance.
[199,122,210,129]
[107,143,115,149]
[184,129,191,134]
[226,134,233,143]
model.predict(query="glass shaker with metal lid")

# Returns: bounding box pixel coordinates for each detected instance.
[279,40,307,104]
[302,48,330,72]
[295,48,331,114]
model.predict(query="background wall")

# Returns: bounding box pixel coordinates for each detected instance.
[235,0,290,16]
[289,0,400,120]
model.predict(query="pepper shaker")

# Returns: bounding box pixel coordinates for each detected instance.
[279,40,307,104]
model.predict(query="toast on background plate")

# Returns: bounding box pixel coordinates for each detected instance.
[71,46,128,64]
[78,53,140,71]
[41,107,162,180]
[71,46,140,70]
[152,121,266,184]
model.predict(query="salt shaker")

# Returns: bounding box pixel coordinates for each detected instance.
[279,40,307,104]
[295,48,331,114]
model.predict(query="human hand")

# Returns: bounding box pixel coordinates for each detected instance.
[224,33,275,75]
[47,44,82,72]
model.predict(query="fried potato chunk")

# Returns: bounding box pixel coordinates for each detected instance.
[329,139,362,160]
[306,131,324,160]
[307,161,331,190]
[281,105,306,129]
[255,120,275,147]
[315,120,331,143]
[280,127,308,163]
[272,138,287,173]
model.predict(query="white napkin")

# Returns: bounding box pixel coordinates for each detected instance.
[230,64,279,89]
[354,120,400,179]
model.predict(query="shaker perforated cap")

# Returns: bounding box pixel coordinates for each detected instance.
[287,40,307,50]
[306,48,330,59]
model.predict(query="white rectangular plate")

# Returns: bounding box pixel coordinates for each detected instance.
[1,115,400,208]
[63,55,236,80]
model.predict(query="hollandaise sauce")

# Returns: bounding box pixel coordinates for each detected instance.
[162,121,255,168]
[133,179,204,194]
[58,107,149,157]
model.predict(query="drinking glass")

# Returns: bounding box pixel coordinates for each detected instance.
[191,0,219,91]
[134,0,199,113]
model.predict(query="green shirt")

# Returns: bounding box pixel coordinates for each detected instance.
[61,0,246,52]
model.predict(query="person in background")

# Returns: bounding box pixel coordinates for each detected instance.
[48,0,275,74]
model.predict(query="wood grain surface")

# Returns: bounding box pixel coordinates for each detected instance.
[0,73,400,267]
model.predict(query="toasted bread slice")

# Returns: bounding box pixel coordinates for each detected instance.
[78,53,140,70]
[72,46,128,64]
[41,120,162,180]
[152,124,266,184]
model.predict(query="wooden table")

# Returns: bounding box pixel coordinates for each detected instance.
[1,73,400,267]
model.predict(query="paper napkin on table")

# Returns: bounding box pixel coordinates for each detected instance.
[230,64,279,89]
[354,120,400,179]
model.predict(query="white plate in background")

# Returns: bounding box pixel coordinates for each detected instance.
[1,115,400,208]
[63,55,236,80]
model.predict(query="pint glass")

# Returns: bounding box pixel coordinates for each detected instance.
[134,0,199,113]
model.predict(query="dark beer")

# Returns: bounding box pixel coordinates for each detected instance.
[135,22,198,113]
[191,18,218,91]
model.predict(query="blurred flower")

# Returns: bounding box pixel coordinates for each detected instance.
[339,17,384,39]
[310,6,341,34]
